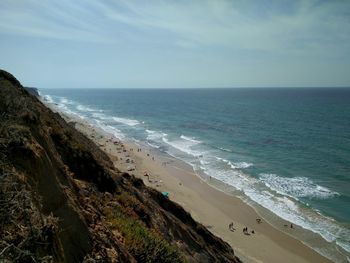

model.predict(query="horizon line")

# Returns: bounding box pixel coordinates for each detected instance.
[38,86,350,90]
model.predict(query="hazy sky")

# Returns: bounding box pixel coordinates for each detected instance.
[0,0,349,88]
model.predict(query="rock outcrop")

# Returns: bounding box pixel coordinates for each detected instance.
[0,70,241,263]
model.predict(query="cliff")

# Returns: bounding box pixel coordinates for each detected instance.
[0,70,241,263]
[24,87,39,97]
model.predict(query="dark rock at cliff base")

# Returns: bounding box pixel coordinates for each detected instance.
[0,69,241,263]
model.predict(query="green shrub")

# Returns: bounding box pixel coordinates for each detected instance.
[107,210,185,263]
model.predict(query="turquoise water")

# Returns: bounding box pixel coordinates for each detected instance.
[40,88,350,261]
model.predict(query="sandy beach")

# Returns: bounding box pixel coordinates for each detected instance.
[61,112,333,263]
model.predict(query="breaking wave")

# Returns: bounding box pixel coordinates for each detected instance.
[260,174,340,200]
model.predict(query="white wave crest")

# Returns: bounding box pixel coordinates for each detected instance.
[76,104,100,112]
[219,147,233,153]
[162,137,202,157]
[146,130,167,141]
[94,121,125,139]
[43,95,53,103]
[92,112,111,120]
[180,135,202,144]
[147,142,160,149]
[112,117,139,126]
[59,97,74,105]
[216,157,253,169]
[234,162,253,169]
[260,174,340,200]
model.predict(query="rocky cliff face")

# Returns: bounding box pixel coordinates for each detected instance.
[0,70,241,263]
[24,87,39,97]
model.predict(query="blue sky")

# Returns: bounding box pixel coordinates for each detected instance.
[0,0,349,88]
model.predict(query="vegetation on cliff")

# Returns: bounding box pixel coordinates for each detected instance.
[0,70,241,263]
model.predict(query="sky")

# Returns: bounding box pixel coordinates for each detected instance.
[0,0,349,88]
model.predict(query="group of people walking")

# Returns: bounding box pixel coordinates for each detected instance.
[228,218,261,235]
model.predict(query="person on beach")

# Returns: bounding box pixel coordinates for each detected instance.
[229,222,235,231]
[243,227,250,235]
[143,172,150,182]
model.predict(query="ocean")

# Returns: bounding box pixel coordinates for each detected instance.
[40,88,350,262]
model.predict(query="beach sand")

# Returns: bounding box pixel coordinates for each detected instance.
[62,113,333,263]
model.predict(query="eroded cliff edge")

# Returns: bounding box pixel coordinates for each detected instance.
[0,70,241,263]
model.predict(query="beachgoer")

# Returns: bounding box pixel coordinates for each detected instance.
[229,222,235,231]
[290,223,294,229]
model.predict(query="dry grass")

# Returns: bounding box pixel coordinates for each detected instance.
[0,168,59,263]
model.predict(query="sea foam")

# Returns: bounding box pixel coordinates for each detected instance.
[216,157,253,169]
[180,135,202,144]
[162,135,203,157]
[260,173,340,200]
[91,113,140,126]
[43,95,54,103]
[112,117,139,126]
[76,104,101,112]
[93,120,125,139]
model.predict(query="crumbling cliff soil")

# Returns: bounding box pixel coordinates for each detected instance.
[0,70,241,263]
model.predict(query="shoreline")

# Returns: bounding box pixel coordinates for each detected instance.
[49,106,338,263]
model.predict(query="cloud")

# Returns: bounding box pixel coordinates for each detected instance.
[0,0,349,55]
[103,0,350,55]
[0,0,118,43]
